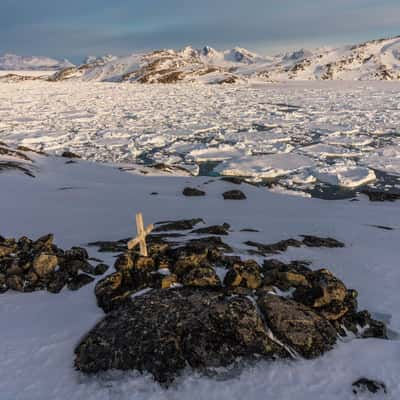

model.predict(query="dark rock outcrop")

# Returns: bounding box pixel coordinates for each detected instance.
[75,288,288,384]
[83,223,387,384]
[0,234,108,294]
[182,187,206,197]
[223,190,247,200]
[257,294,337,358]
[352,378,387,395]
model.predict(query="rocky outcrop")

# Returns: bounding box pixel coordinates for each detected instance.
[246,235,344,255]
[352,378,387,395]
[0,234,108,294]
[257,294,337,358]
[182,187,206,197]
[223,190,247,200]
[75,288,289,384]
[78,223,387,384]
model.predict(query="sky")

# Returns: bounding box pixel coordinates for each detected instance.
[1,0,399,62]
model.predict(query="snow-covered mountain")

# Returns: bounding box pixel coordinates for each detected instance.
[262,35,400,80]
[0,53,74,71]
[6,35,400,82]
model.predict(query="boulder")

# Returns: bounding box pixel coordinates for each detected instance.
[182,187,206,197]
[181,266,221,288]
[223,190,247,200]
[0,245,15,258]
[153,219,204,232]
[94,272,132,313]
[6,275,24,292]
[33,254,58,278]
[94,263,109,275]
[191,223,230,236]
[257,294,337,358]
[0,273,8,293]
[67,274,95,291]
[75,288,288,384]
[293,269,347,308]
[352,378,387,395]
[224,260,262,290]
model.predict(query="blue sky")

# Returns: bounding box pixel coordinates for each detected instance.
[1,0,399,61]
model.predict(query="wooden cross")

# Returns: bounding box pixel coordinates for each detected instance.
[127,213,154,256]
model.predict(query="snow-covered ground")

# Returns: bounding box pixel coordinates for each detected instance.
[0,80,400,195]
[1,152,400,399]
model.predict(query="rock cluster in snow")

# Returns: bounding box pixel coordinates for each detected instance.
[75,219,387,384]
[0,233,108,294]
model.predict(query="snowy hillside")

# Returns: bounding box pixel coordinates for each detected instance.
[1,144,400,399]
[0,53,74,71]
[45,35,400,83]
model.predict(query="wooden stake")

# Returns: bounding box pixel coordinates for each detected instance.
[127,213,154,256]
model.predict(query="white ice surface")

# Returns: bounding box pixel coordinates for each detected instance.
[0,81,399,187]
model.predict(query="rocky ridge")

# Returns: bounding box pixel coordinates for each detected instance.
[75,219,387,384]
[31,35,400,83]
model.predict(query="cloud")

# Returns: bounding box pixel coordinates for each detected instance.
[0,0,399,58]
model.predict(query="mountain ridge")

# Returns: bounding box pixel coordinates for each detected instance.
[2,35,400,82]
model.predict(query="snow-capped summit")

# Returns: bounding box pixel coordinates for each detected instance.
[21,34,400,83]
[225,47,259,64]
[0,53,74,71]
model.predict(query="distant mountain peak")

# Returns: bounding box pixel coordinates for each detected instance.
[0,53,74,71]
[6,35,400,82]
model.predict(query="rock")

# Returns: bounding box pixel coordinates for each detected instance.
[182,266,221,288]
[182,187,206,197]
[174,254,209,277]
[46,271,69,294]
[6,275,24,292]
[0,234,104,295]
[246,235,344,256]
[224,260,262,290]
[262,259,312,290]
[114,253,134,272]
[151,273,178,289]
[160,274,178,289]
[191,223,230,236]
[87,239,129,253]
[220,176,244,185]
[293,269,347,308]
[153,219,205,232]
[75,288,288,384]
[0,273,8,293]
[94,272,133,313]
[245,239,303,255]
[62,259,94,276]
[61,151,81,159]
[223,190,247,200]
[94,263,109,275]
[352,378,387,395]
[67,274,95,291]
[257,294,337,358]
[301,235,345,248]
[17,236,33,252]
[338,310,387,339]
[64,246,89,261]
[33,254,58,278]
[362,189,400,202]
[0,245,14,258]
[182,236,233,256]
[33,234,54,252]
